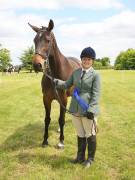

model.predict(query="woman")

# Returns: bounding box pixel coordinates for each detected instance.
[54,47,100,168]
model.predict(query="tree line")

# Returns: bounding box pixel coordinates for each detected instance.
[0,46,34,72]
[114,48,135,70]
[0,45,135,71]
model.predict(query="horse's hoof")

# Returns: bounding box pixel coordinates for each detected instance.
[56,142,64,149]
[42,141,48,148]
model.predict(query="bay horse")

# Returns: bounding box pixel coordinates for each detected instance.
[29,19,81,148]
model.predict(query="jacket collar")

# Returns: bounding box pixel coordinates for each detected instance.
[80,67,94,80]
[81,66,93,73]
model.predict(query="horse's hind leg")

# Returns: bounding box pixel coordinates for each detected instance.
[42,96,52,147]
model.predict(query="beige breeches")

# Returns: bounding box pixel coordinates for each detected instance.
[72,114,97,138]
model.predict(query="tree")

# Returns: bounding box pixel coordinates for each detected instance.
[101,57,110,66]
[20,46,34,72]
[93,61,102,69]
[93,57,111,69]
[114,49,135,70]
[0,48,11,70]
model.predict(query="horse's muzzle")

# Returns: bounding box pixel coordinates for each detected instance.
[33,63,43,72]
[33,54,45,72]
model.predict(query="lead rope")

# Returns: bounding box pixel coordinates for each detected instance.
[44,72,83,118]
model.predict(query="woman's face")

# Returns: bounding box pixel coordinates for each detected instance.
[81,57,93,69]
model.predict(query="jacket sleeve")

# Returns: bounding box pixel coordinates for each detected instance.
[56,73,74,89]
[88,73,100,114]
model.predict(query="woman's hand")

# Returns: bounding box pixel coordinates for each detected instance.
[53,78,59,86]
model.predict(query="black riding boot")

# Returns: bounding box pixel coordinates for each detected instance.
[84,135,96,168]
[71,136,86,164]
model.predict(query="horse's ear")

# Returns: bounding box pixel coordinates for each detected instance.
[28,23,40,32]
[47,19,54,32]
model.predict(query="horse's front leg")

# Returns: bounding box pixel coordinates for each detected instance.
[57,95,67,149]
[42,95,52,147]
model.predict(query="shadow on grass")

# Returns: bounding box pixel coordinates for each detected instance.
[0,121,74,170]
[16,151,72,169]
[0,121,62,153]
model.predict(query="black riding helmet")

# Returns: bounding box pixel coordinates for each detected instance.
[80,47,96,60]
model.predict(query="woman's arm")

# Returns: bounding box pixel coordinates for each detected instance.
[55,73,74,89]
[87,73,100,114]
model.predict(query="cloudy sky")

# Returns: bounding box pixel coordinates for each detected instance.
[0,0,135,65]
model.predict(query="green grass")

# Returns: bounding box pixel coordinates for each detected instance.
[0,70,135,180]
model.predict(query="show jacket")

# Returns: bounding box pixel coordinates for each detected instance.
[56,67,100,116]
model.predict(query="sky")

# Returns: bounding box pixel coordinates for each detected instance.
[0,0,135,65]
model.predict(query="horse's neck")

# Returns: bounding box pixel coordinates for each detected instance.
[48,35,65,78]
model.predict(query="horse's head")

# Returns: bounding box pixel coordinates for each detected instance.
[28,19,54,72]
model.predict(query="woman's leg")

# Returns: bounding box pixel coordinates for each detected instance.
[71,115,86,163]
[82,117,97,168]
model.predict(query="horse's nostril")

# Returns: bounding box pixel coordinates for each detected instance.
[33,63,42,72]
[37,63,42,68]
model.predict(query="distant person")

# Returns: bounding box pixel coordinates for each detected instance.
[53,47,101,168]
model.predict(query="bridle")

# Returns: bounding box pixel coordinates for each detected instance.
[34,31,98,134]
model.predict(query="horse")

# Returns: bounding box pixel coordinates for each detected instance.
[14,65,22,74]
[29,19,81,149]
[8,66,14,74]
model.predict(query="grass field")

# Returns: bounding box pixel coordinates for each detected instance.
[0,70,135,180]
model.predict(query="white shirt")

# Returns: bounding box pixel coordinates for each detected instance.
[81,66,93,76]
